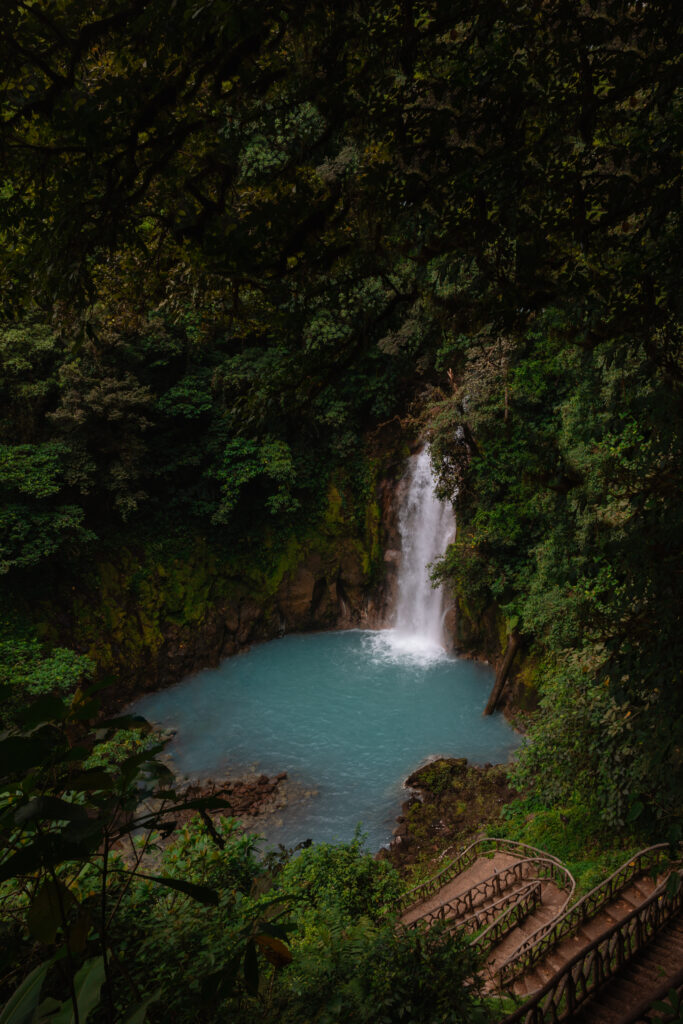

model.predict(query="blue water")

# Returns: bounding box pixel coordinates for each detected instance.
[132,630,519,850]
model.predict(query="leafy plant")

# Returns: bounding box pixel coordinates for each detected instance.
[0,688,290,1023]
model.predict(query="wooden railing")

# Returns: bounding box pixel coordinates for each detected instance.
[397,837,571,913]
[458,882,542,940]
[500,869,683,1024]
[495,844,670,988]
[406,858,571,930]
[471,882,543,960]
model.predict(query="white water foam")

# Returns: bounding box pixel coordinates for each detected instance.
[370,447,455,666]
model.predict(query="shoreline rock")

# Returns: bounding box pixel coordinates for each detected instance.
[170,769,291,828]
[377,756,516,870]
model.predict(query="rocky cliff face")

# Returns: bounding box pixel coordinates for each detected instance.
[34,421,537,718]
[66,537,386,699]
[34,440,410,699]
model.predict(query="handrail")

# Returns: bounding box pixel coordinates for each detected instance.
[495,843,671,987]
[500,868,683,1024]
[471,882,543,960]
[406,858,573,931]
[459,882,541,939]
[397,837,569,913]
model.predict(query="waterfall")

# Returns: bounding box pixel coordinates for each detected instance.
[371,447,455,663]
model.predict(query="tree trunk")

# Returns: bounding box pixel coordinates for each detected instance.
[484,630,520,716]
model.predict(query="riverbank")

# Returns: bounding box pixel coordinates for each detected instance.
[151,751,518,870]
[379,757,517,872]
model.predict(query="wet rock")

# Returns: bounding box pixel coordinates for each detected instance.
[224,608,240,634]
[387,759,516,872]
[281,567,317,626]
[338,540,366,590]
[442,607,457,651]
[237,599,262,644]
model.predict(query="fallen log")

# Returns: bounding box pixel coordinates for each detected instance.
[484,630,520,715]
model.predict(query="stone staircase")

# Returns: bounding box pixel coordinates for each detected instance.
[396,838,682,1024]
[505,873,660,999]
[400,849,522,927]
[398,838,574,945]
[494,853,683,1023]
[569,916,683,1022]
[401,853,570,958]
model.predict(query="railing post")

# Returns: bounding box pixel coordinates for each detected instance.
[567,969,576,1013]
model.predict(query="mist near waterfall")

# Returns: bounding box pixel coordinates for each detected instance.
[372,447,455,664]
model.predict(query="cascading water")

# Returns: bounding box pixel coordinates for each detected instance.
[131,445,519,851]
[372,447,455,662]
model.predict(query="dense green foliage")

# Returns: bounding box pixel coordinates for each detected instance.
[0,0,681,1019]
[431,309,683,834]
[0,694,484,1022]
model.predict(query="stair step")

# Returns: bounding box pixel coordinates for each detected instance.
[576,996,621,1023]
[643,943,683,963]
[544,953,566,973]
[527,968,548,990]
[638,961,672,982]
[631,960,669,983]
[534,908,556,922]
[614,975,651,997]
[620,896,640,911]
[512,976,533,998]
[578,919,612,941]
[612,896,639,913]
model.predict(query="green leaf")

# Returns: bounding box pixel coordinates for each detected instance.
[0,738,48,777]
[0,961,50,1024]
[36,1000,61,1017]
[665,872,681,899]
[45,957,105,1024]
[72,958,105,1024]
[66,911,91,954]
[200,958,241,1007]
[0,841,48,882]
[19,697,68,730]
[626,799,644,822]
[27,881,77,945]
[66,770,115,792]
[136,874,219,905]
[96,715,151,734]
[15,797,89,826]
[253,933,292,967]
[243,940,259,996]
[0,834,100,883]
[120,990,161,1024]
